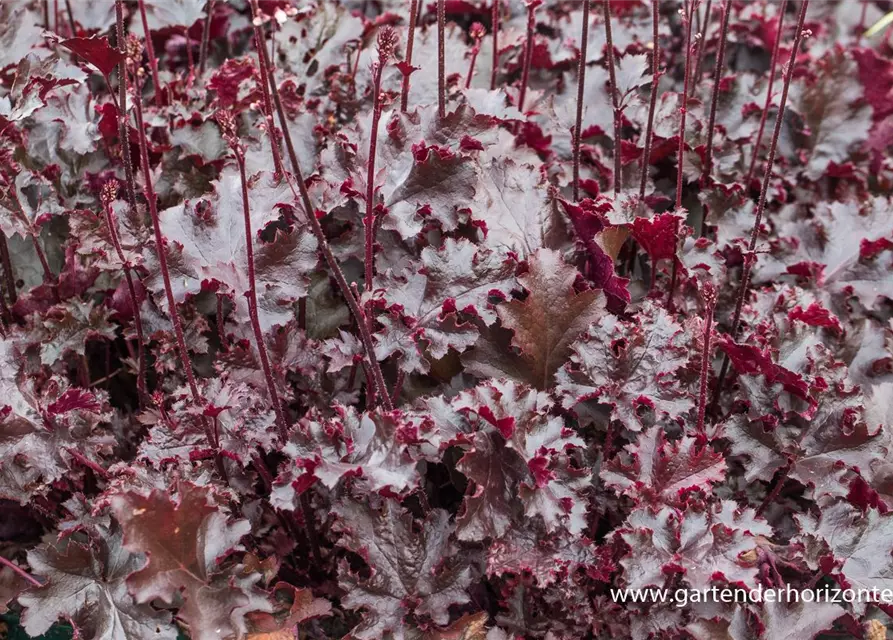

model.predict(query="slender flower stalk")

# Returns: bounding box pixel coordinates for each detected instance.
[223,121,290,441]
[251,14,285,176]
[100,184,147,403]
[690,0,712,96]
[364,28,397,293]
[518,1,540,115]
[136,0,163,106]
[701,0,732,192]
[572,0,591,202]
[638,0,661,202]
[695,283,716,437]
[667,0,698,308]
[131,71,219,459]
[3,183,53,283]
[744,0,788,186]
[490,0,500,89]
[198,0,215,76]
[465,23,486,89]
[711,0,810,412]
[114,0,147,404]
[115,0,138,210]
[400,0,419,112]
[675,2,697,213]
[603,0,621,198]
[0,556,41,588]
[63,0,76,36]
[438,0,446,119]
[250,0,393,412]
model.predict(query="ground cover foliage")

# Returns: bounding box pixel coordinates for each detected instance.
[1,0,893,638]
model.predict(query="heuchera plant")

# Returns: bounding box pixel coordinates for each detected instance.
[1,0,893,638]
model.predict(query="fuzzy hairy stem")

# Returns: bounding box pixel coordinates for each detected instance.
[136,0,163,106]
[102,198,147,403]
[675,0,697,212]
[757,460,792,515]
[518,2,538,115]
[400,0,419,112]
[249,0,394,412]
[233,151,290,442]
[199,0,215,75]
[638,0,660,202]
[300,492,324,566]
[572,0,590,202]
[602,0,621,198]
[744,0,788,186]
[0,555,41,588]
[63,0,75,36]
[115,1,138,210]
[667,0,698,308]
[701,0,732,196]
[364,60,386,292]
[711,0,809,413]
[115,0,147,404]
[695,285,716,436]
[690,0,712,97]
[437,0,446,119]
[132,76,218,454]
[490,0,500,89]
[251,19,285,176]
[465,40,482,89]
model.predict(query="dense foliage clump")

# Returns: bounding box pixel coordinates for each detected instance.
[1,0,892,638]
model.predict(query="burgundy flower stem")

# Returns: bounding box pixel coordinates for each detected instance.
[136,0,163,107]
[251,0,393,412]
[638,0,660,202]
[300,492,323,566]
[0,555,41,588]
[114,0,147,404]
[43,0,50,30]
[101,194,147,403]
[744,0,788,186]
[756,460,792,515]
[695,284,716,437]
[675,2,696,212]
[131,77,218,456]
[251,18,285,176]
[437,0,446,118]
[0,234,16,304]
[690,0,712,97]
[572,0,590,202]
[701,0,732,197]
[5,185,53,283]
[710,0,809,414]
[603,0,621,198]
[232,149,290,442]
[215,293,226,348]
[490,0,500,89]
[465,26,485,89]
[115,0,138,210]
[66,446,111,479]
[399,0,419,112]
[518,2,538,115]
[63,0,76,36]
[667,0,697,308]
[391,369,405,405]
[364,30,395,292]
[199,0,215,76]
